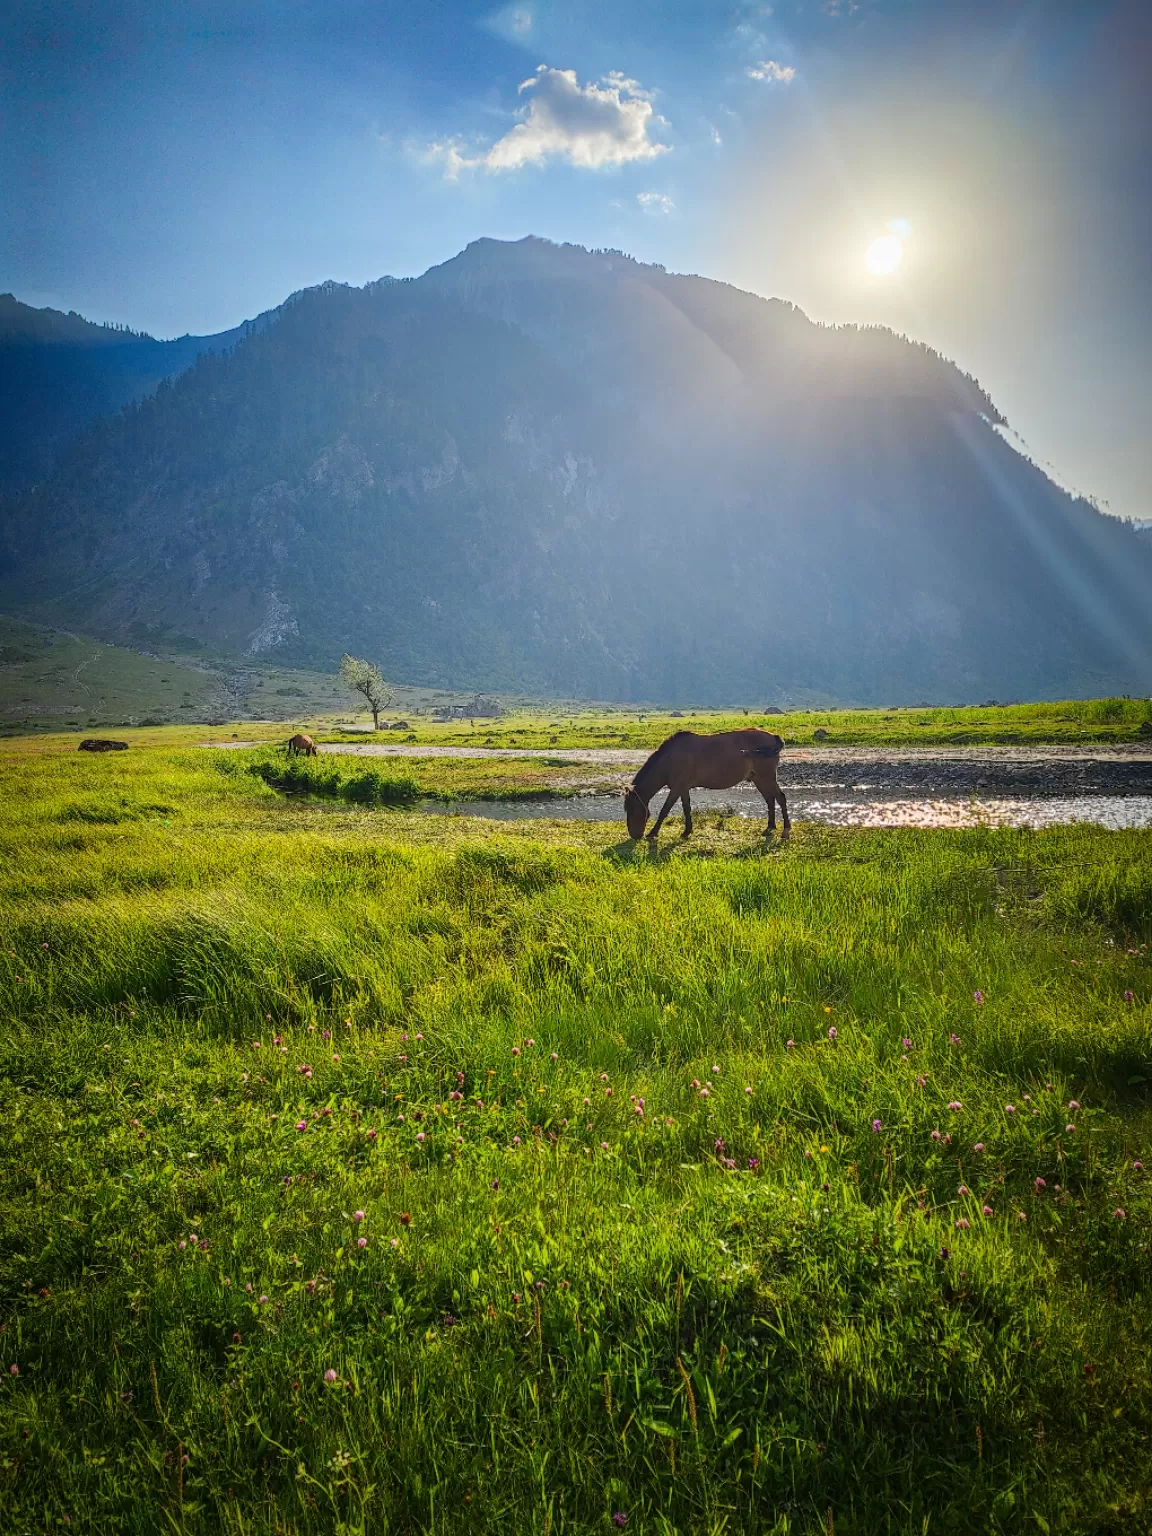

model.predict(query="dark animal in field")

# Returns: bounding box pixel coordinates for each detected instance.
[625,729,789,840]
[286,733,317,757]
[78,739,128,752]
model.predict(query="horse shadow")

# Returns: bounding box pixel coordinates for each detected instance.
[602,824,789,865]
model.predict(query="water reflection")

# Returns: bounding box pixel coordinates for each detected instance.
[420,789,1152,830]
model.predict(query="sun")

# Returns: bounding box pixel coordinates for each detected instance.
[865,234,904,275]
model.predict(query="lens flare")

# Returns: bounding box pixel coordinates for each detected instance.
[865,234,904,275]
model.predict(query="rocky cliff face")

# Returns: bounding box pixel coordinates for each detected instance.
[2,238,1149,704]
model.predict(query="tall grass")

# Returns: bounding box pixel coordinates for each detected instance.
[246,753,422,806]
[0,742,1149,1534]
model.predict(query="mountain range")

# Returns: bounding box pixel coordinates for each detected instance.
[2,237,1149,705]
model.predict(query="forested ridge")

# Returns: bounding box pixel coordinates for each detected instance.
[2,238,1149,704]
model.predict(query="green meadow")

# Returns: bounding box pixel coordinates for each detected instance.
[327,694,1152,750]
[1,737,1150,1534]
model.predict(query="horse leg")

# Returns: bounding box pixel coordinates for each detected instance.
[681,788,693,838]
[753,775,777,832]
[776,786,790,831]
[647,787,679,840]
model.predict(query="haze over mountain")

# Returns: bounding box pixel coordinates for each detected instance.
[0,294,280,490]
[2,237,1149,705]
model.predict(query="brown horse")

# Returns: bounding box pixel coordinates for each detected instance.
[286,733,317,757]
[624,729,788,840]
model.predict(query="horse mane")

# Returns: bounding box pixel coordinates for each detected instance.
[632,730,693,789]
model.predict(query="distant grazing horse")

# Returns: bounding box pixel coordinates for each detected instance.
[286,733,317,757]
[624,729,789,840]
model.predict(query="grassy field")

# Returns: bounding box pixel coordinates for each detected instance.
[1,736,1150,1535]
[321,696,1152,751]
[243,747,618,803]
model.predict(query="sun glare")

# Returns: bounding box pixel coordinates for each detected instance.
[865,234,904,275]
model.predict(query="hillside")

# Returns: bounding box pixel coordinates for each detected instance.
[0,294,278,489]
[2,238,1150,705]
[0,615,504,734]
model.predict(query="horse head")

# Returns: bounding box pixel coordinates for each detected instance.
[624,786,649,840]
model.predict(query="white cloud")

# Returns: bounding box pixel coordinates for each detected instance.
[428,66,669,178]
[637,191,675,215]
[747,58,795,83]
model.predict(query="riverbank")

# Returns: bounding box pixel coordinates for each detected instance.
[270,740,1152,800]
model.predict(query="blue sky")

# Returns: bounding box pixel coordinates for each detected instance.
[2,0,1149,519]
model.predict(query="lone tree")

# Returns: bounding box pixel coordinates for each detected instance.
[339,654,393,731]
